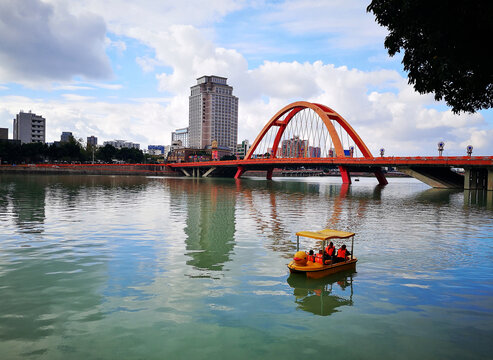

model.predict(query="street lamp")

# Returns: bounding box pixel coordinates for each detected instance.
[437,141,445,156]
[466,145,473,156]
[380,148,385,157]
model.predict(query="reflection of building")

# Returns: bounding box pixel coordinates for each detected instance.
[13,111,46,144]
[281,136,308,158]
[103,140,140,149]
[61,131,73,143]
[189,75,238,152]
[181,181,236,273]
[172,127,189,148]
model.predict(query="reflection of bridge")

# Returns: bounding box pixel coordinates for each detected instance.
[169,101,493,190]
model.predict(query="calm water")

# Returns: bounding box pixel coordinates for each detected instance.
[0,174,492,359]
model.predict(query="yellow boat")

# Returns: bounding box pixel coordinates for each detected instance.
[287,229,357,279]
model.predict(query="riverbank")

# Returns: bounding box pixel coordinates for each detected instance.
[0,164,411,178]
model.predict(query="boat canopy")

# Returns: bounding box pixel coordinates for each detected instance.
[296,229,355,240]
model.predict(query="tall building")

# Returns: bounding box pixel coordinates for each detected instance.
[172,127,189,148]
[236,139,250,159]
[189,76,238,152]
[61,132,73,143]
[87,136,98,147]
[0,128,8,140]
[281,136,308,158]
[13,111,46,144]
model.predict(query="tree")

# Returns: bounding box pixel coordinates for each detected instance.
[367,0,493,113]
[97,144,117,163]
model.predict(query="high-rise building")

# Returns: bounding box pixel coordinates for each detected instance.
[13,111,46,144]
[87,136,98,147]
[172,127,189,148]
[281,136,308,158]
[0,128,8,140]
[61,132,73,143]
[236,139,250,159]
[189,76,238,152]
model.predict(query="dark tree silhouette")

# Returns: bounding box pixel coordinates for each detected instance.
[367,0,493,113]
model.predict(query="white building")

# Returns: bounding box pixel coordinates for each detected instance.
[13,111,46,144]
[189,76,238,152]
[103,140,140,149]
[172,127,189,148]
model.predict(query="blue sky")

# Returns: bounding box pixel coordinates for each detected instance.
[0,0,491,156]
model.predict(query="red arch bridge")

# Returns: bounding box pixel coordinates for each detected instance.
[168,101,493,191]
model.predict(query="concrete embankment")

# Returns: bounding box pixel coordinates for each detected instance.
[0,164,181,176]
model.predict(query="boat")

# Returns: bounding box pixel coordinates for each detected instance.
[287,229,357,279]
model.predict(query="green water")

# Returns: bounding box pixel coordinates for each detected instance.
[0,174,492,359]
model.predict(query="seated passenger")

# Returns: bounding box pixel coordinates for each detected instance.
[325,241,336,259]
[336,244,351,262]
[307,250,315,262]
[315,250,324,264]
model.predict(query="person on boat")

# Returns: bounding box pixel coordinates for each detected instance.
[335,244,351,262]
[307,250,316,262]
[325,242,336,259]
[315,250,324,264]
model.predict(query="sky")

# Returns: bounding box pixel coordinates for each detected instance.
[1,0,492,156]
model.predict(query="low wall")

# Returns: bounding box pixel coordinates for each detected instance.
[0,164,181,177]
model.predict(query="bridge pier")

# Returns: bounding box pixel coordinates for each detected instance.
[266,168,273,180]
[338,166,351,184]
[464,167,493,190]
[374,168,388,186]
[234,166,245,179]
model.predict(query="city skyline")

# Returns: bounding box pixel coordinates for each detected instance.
[0,1,492,156]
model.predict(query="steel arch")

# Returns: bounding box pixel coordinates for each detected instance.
[244,101,373,160]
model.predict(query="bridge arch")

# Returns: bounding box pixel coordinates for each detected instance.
[245,101,373,160]
[236,101,386,185]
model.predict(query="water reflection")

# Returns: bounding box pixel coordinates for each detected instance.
[464,189,493,209]
[169,179,236,276]
[0,175,46,233]
[415,188,462,204]
[287,271,355,316]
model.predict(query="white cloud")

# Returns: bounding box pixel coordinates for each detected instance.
[61,94,96,101]
[0,1,491,158]
[0,0,112,85]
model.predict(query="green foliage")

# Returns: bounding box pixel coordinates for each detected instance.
[0,140,145,164]
[367,0,493,113]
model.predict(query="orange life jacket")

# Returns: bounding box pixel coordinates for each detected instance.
[337,248,347,259]
[315,253,324,264]
[307,254,315,262]
[325,246,335,256]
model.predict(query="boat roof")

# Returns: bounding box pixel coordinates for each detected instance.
[296,229,355,240]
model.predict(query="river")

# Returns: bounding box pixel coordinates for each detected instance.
[0,174,492,359]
